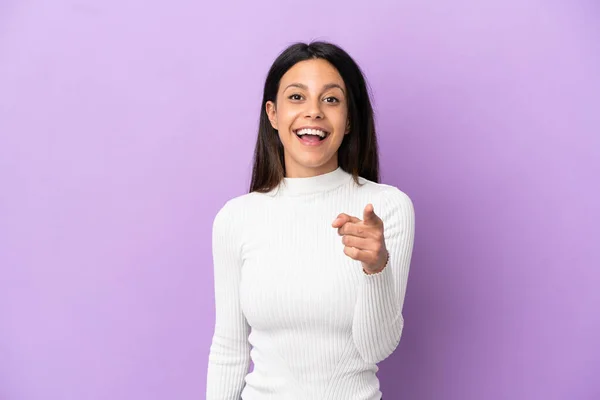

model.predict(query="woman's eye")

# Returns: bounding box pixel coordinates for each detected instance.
[324,97,339,103]
[289,94,303,101]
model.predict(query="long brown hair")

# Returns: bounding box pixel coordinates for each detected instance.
[249,41,380,193]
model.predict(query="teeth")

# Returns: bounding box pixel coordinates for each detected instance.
[296,128,327,138]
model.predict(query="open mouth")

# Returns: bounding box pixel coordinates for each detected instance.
[294,128,330,142]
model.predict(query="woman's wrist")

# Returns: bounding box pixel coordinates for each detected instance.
[363,250,389,275]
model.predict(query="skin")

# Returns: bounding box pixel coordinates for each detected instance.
[332,205,389,274]
[266,59,388,274]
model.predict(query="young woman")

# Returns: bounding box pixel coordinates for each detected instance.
[206,41,415,400]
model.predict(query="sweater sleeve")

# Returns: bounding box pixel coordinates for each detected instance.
[352,188,415,363]
[206,202,251,399]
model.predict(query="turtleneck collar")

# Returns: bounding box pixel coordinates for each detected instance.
[274,167,352,196]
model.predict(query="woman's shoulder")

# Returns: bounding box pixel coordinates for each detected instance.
[213,191,267,225]
[355,177,415,228]
[357,176,413,206]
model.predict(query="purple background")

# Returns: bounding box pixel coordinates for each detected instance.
[1,1,599,399]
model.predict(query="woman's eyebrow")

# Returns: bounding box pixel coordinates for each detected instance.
[322,83,345,94]
[284,82,345,94]
[283,83,308,91]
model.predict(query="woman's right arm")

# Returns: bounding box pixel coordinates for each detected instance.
[206,202,251,399]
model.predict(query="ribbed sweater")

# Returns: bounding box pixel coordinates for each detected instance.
[206,167,415,400]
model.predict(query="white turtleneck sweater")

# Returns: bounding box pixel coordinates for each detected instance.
[206,167,415,400]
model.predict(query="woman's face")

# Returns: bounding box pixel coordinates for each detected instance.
[266,59,349,178]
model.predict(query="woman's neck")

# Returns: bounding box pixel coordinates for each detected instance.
[276,166,351,196]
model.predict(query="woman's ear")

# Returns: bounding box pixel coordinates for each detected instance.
[345,119,351,134]
[265,101,278,130]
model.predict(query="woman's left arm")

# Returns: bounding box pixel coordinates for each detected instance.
[352,188,415,364]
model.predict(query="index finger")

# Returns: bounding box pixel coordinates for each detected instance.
[362,203,382,226]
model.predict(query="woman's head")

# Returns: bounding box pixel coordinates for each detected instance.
[250,41,379,193]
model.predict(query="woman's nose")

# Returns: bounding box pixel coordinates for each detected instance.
[304,100,324,119]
